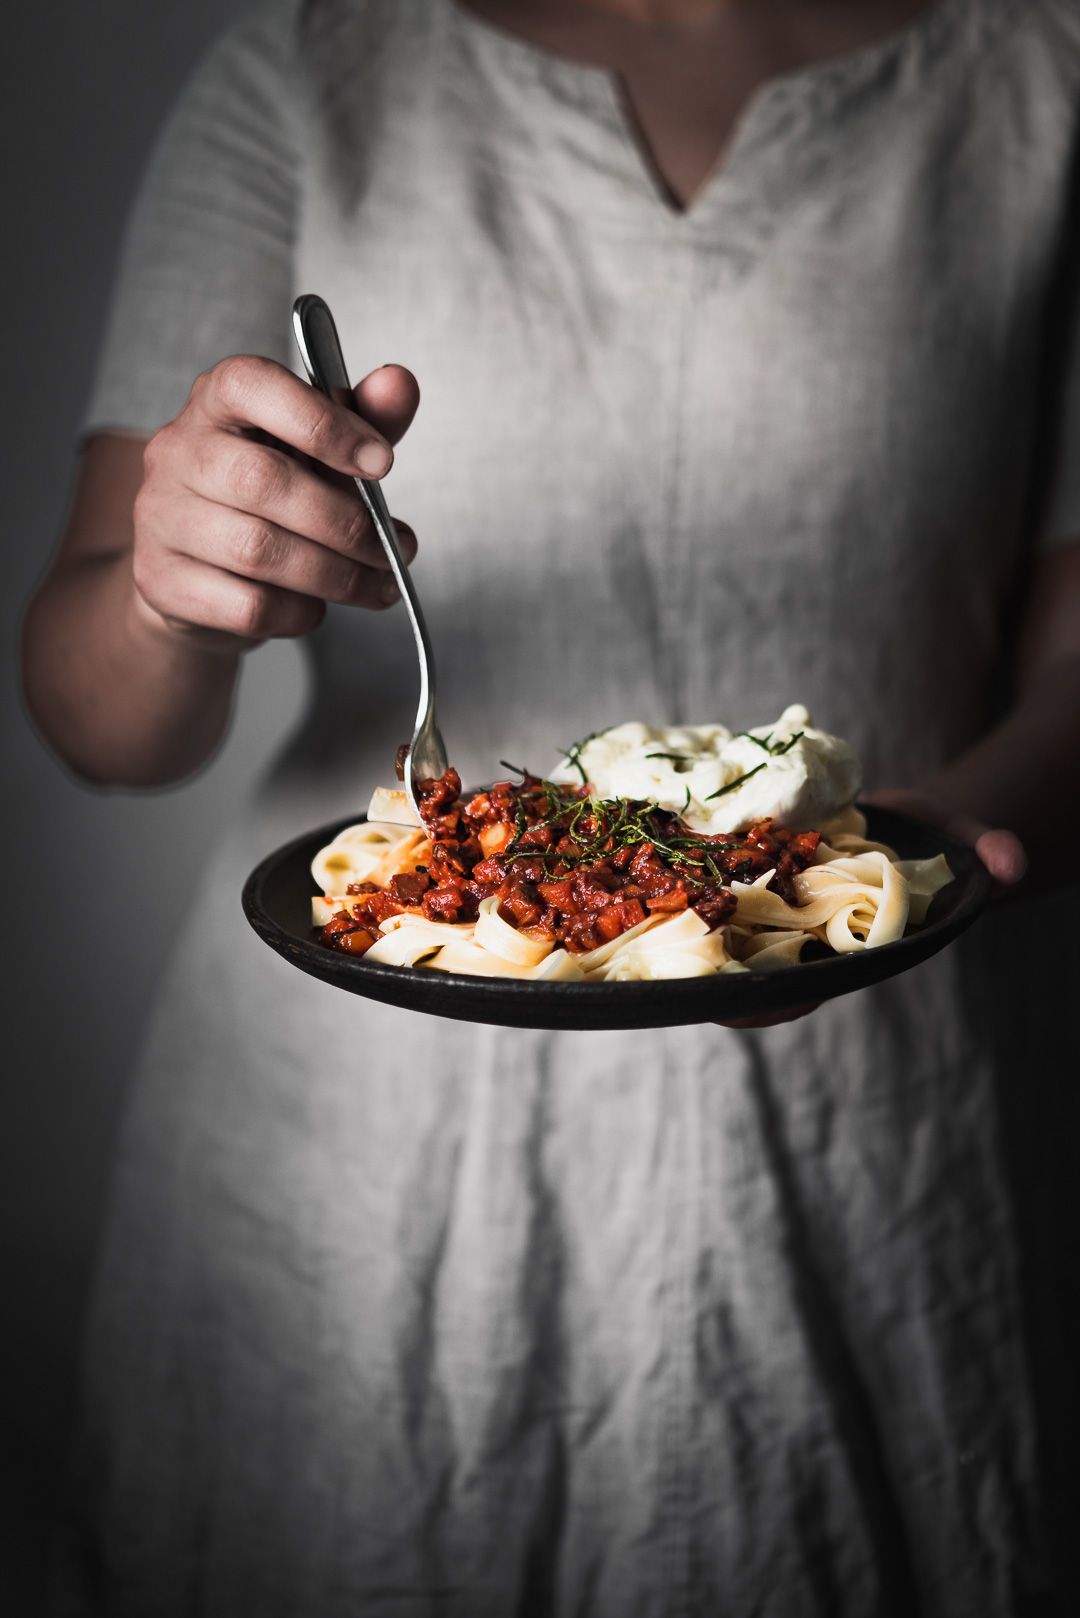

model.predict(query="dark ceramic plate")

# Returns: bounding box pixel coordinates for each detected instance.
[242,804,990,1030]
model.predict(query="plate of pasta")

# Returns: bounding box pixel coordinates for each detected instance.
[242,708,991,1029]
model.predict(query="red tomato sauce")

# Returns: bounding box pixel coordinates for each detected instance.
[318,769,821,960]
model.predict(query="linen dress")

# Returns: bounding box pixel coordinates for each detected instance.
[54,0,1080,1612]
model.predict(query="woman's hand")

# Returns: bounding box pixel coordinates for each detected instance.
[861,788,1028,895]
[716,767,1034,1032]
[717,1002,819,1030]
[715,793,1026,1031]
[132,354,420,652]
[22,354,421,787]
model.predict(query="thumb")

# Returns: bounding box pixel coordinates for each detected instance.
[927,803,1027,888]
[353,365,420,447]
[863,788,1027,891]
[969,825,1028,889]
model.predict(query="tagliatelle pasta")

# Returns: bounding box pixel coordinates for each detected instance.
[311,820,422,897]
[310,716,955,981]
[580,908,737,982]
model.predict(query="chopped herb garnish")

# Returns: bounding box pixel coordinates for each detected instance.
[559,726,613,786]
[699,732,804,800]
[504,797,530,857]
[706,761,768,800]
[736,731,774,752]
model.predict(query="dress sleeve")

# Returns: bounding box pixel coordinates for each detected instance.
[82,0,301,438]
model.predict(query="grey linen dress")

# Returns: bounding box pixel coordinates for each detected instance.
[55,0,1080,1612]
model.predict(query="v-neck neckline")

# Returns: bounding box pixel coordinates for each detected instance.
[448,0,984,225]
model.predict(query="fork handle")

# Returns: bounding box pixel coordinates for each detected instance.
[291,296,420,624]
[292,295,446,786]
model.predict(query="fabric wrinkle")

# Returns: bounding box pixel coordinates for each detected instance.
[738,1031,918,1617]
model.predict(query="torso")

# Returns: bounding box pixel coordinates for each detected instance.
[463,0,944,203]
[66,1,1080,1606]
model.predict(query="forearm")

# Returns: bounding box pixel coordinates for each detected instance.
[22,550,241,787]
[925,655,1080,868]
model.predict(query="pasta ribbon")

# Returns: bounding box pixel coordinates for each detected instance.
[365,830,431,889]
[364,916,470,967]
[583,908,735,982]
[474,896,554,967]
[739,931,813,971]
[379,913,475,939]
[428,939,584,980]
[366,787,421,826]
[734,852,910,952]
[818,805,868,839]
[311,820,423,894]
[313,896,350,928]
[366,913,583,980]
[574,914,668,974]
[894,854,954,924]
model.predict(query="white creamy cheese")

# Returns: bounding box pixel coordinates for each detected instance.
[551,705,861,833]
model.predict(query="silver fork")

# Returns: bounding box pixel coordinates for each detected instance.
[292,293,449,821]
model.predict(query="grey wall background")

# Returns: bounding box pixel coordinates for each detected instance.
[0,5,307,1607]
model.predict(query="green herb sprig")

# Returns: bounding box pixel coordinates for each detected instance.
[558,726,613,785]
[704,730,806,800]
[706,761,768,800]
[498,792,743,887]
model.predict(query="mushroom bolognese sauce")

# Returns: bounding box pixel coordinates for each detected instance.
[317,768,823,960]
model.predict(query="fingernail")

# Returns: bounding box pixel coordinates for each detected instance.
[379,574,400,605]
[357,443,392,478]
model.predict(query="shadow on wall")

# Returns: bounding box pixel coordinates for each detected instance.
[0,3,305,1607]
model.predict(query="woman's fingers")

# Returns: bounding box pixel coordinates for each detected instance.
[933,801,1027,885]
[353,365,421,446]
[862,787,1028,891]
[971,827,1028,888]
[135,494,413,623]
[192,354,395,478]
[716,1003,820,1030]
[188,496,412,610]
[147,426,415,572]
[131,353,422,650]
[132,552,327,650]
[715,787,1029,1032]
[141,411,419,577]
